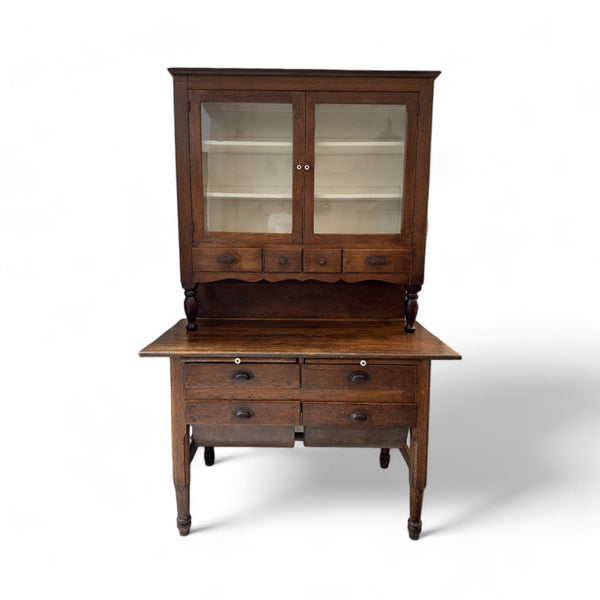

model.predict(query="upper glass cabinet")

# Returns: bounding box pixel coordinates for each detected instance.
[312,103,406,235]
[201,102,294,233]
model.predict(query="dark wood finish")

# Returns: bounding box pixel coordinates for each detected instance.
[264,249,302,272]
[302,363,418,391]
[184,362,300,393]
[170,358,191,536]
[302,402,417,428]
[183,282,198,331]
[404,284,421,333]
[303,249,342,272]
[172,76,193,283]
[343,250,412,274]
[141,69,458,539]
[141,319,461,360]
[203,446,214,466]
[380,448,390,469]
[186,400,300,426]
[192,248,263,272]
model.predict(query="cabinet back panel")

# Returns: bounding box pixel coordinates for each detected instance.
[197,280,405,319]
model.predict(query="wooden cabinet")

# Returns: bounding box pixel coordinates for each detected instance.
[141,69,460,541]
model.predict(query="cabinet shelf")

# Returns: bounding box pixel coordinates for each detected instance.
[205,191,292,199]
[315,193,401,200]
[316,140,405,155]
[202,140,292,154]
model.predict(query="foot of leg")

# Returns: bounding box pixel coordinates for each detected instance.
[204,446,215,466]
[408,487,424,540]
[177,515,192,536]
[379,448,390,469]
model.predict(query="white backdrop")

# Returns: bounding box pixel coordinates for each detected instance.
[1,1,599,598]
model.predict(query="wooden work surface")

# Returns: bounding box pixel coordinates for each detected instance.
[140,319,461,360]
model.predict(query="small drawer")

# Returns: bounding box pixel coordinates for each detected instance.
[303,249,341,272]
[192,247,262,272]
[264,248,301,272]
[302,363,418,391]
[186,400,300,426]
[185,362,300,397]
[343,249,412,273]
[302,402,417,428]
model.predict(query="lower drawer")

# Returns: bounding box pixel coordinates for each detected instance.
[191,424,295,448]
[303,426,409,448]
[302,402,417,428]
[186,400,300,426]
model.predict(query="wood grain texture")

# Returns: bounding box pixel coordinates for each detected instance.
[191,424,296,447]
[302,363,418,391]
[264,249,302,272]
[184,362,300,391]
[302,402,417,428]
[303,249,342,272]
[303,426,410,448]
[140,319,461,360]
[343,249,412,274]
[186,400,300,426]
[192,248,263,272]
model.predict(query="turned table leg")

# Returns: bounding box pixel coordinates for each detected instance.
[407,360,431,540]
[171,358,191,535]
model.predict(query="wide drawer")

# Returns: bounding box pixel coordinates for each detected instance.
[302,363,418,391]
[343,249,412,273]
[185,362,300,396]
[192,247,262,272]
[302,402,417,428]
[186,400,300,425]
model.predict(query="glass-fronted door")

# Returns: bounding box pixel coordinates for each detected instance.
[189,91,303,242]
[305,92,418,245]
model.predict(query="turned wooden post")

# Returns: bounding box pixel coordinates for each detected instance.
[379,448,390,469]
[404,284,421,333]
[183,282,198,331]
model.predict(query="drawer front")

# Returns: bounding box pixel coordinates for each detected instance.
[303,402,417,428]
[186,400,300,426]
[192,424,295,447]
[264,249,301,272]
[302,363,418,391]
[185,362,300,395]
[303,249,342,272]
[192,247,262,272]
[343,249,412,273]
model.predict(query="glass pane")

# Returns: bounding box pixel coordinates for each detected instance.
[313,104,406,234]
[201,102,293,233]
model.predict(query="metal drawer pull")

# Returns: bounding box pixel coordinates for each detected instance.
[216,253,237,264]
[232,370,254,381]
[318,257,327,265]
[348,371,370,384]
[234,409,252,419]
[367,255,387,266]
[350,411,368,422]
[279,256,288,265]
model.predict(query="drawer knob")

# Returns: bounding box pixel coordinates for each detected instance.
[318,257,327,266]
[234,409,252,419]
[367,255,386,266]
[279,256,288,265]
[232,370,254,381]
[217,253,237,264]
[350,411,368,423]
[348,371,370,384]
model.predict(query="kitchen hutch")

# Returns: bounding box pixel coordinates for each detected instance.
[140,68,460,540]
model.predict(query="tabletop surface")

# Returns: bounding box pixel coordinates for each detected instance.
[139,319,461,360]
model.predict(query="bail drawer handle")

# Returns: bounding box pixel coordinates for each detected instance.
[232,370,254,381]
[348,371,370,384]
